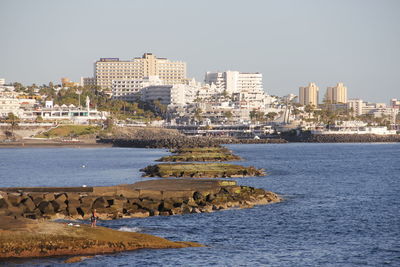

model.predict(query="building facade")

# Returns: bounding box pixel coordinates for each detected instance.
[141,84,186,106]
[0,92,20,118]
[326,82,347,104]
[112,76,163,101]
[94,53,187,89]
[299,82,319,106]
[204,71,263,94]
[347,99,364,116]
[80,77,96,87]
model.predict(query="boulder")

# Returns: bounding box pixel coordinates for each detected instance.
[193,191,204,201]
[92,197,108,209]
[0,197,10,209]
[43,193,55,202]
[138,199,161,212]
[110,197,127,213]
[7,193,22,206]
[67,199,81,216]
[37,201,55,214]
[20,197,36,212]
[54,193,67,203]
[80,196,97,208]
[159,200,175,212]
[51,199,67,212]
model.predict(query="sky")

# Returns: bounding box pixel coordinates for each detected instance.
[0,0,399,103]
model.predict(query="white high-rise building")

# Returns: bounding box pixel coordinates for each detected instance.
[347,99,364,116]
[299,83,319,106]
[94,53,186,89]
[204,71,263,94]
[326,83,348,104]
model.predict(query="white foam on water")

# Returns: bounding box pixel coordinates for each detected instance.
[118,226,142,232]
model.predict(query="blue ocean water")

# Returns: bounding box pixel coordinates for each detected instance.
[0,143,399,267]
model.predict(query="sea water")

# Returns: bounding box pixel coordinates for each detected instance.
[0,143,399,266]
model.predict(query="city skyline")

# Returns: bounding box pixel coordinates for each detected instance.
[1,0,399,103]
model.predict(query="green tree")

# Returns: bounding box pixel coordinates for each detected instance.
[224,111,233,122]
[266,112,278,121]
[6,113,19,140]
[194,108,203,122]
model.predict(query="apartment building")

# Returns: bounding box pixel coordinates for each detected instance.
[347,99,364,116]
[94,53,186,89]
[326,83,348,104]
[204,71,263,94]
[0,91,20,117]
[112,76,163,101]
[299,82,319,106]
[141,84,186,106]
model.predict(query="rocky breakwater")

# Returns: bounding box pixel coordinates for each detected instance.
[141,163,264,178]
[99,136,287,148]
[0,216,201,259]
[282,131,400,143]
[158,147,242,162]
[98,127,286,148]
[0,179,279,221]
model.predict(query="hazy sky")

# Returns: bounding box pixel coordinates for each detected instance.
[1,0,399,103]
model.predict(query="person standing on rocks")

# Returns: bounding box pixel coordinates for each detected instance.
[91,209,98,227]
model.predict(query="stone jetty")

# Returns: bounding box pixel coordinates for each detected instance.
[281,131,400,143]
[141,163,265,178]
[0,179,280,221]
[98,136,286,149]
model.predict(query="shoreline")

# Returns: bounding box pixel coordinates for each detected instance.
[0,140,113,148]
[0,179,279,259]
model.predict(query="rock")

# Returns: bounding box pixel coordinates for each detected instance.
[92,197,108,209]
[137,199,160,212]
[171,207,182,215]
[43,193,55,202]
[191,207,201,213]
[6,193,22,206]
[130,209,150,218]
[206,194,216,202]
[110,197,127,213]
[193,191,204,201]
[54,193,67,203]
[181,204,191,214]
[159,200,175,212]
[51,199,67,212]
[0,197,10,209]
[64,256,94,263]
[37,201,55,214]
[20,197,36,212]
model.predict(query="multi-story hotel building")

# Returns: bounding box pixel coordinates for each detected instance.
[326,82,347,104]
[299,82,319,106]
[94,53,187,89]
[204,71,263,94]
